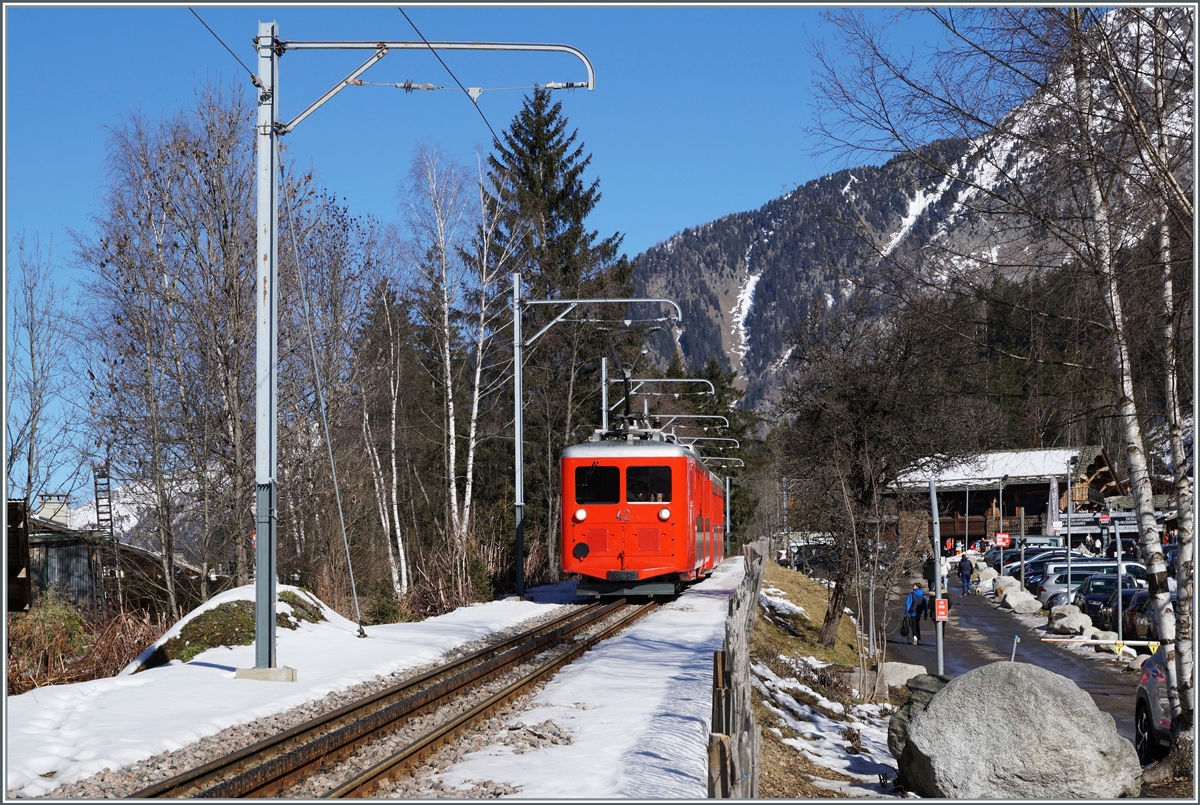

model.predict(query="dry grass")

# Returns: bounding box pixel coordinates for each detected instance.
[7,601,167,695]
[751,562,875,798]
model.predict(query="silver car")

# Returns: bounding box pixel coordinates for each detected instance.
[1035,569,1112,606]
[1135,645,1173,763]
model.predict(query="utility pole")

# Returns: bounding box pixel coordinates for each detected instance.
[245,23,595,676]
[512,273,680,596]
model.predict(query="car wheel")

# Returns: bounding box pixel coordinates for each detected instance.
[1134,700,1167,764]
[1135,700,1154,764]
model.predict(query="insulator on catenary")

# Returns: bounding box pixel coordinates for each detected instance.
[395,80,437,92]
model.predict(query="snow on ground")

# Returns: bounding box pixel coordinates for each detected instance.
[753,662,899,798]
[432,558,745,798]
[5,561,745,799]
[6,588,564,797]
[759,585,809,619]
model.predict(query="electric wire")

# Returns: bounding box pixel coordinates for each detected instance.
[188,8,258,84]
[397,6,500,144]
[277,143,367,638]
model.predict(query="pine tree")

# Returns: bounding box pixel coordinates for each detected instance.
[486,87,631,585]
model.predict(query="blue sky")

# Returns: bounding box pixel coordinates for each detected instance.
[4,3,915,270]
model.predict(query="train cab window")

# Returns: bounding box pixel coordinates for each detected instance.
[626,466,672,503]
[575,464,620,504]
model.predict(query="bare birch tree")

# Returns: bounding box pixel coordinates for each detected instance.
[5,233,87,505]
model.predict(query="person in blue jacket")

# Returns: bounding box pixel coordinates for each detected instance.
[905,582,928,644]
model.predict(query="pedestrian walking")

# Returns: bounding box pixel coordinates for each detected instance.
[905,583,928,645]
[959,554,974,596]
[939,554,950,591]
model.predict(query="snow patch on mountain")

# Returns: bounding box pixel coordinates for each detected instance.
[882,174,954,257]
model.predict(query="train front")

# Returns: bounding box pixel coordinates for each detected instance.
[560,439,700,599]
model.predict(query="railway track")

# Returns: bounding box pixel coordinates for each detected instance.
[132,599,656,798]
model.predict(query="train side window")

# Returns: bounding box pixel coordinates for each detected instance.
[627,466,672,503]
[575,464,620,504]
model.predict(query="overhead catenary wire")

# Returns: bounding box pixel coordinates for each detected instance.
[277,142,367,639]
[187,7,260,86]
[397,6,500,144]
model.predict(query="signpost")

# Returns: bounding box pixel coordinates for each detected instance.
[995,531,1010,577]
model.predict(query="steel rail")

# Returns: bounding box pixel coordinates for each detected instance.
[131,602,611,798]
[325,602,659,798]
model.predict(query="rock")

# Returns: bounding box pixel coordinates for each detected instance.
[1092,630,1122,653]
[887,673,949,762]
[1009,594,1044,615]
[977,577,996,594]
[997,586,1034,608]
[1048,604,1082,627]
[878,661,928,690]
[1051,611,1094,635]
[994,575,1019,593]
[1127,654,1150,670]
[843,667,878,695]
[978,567,998,582]
[899,662,1141,798]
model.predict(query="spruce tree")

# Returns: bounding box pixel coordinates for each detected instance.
[486,86,631,585]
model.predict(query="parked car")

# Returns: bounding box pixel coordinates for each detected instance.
[1122,590,1150,637]
[1070,574,1136,627]
[1135,645,1174,763]
[1166,547,1178,576]
[1105,538,1140,560]
[1045,590,1072,609]
[1098,588,1142,633]
[1026,559,1128,595]
[1131,592,1178,649]
[1036,569,1114,607]
[1037,560,1146,590]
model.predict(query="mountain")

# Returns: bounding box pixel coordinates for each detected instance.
[633,145,967,410]
[631,9,1192,414]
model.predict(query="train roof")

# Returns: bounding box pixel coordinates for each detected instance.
[562,440,697,460]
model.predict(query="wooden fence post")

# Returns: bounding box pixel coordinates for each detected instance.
[708,540,766,797]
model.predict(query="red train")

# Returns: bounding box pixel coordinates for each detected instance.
[561,425,726,599]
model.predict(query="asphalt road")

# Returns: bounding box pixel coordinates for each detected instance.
[861,572,1139,743]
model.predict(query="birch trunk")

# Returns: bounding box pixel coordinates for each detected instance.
[1070,8,1177,715]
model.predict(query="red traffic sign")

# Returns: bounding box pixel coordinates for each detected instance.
[994,532,1011,547]
[1099,513,1111,525]
[935,598,949,621]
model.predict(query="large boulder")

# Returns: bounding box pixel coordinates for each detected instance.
[1008,593,1044,615]
[899,662,1141,798]
[1092,630,1122,653]
[887,673,949,762]
[994,575,1019,595]
[978,567,998,582]
[1051,610,1095,635]
[1048,604,1082,628]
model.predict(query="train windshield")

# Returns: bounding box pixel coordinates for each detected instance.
[626,466,672,503]
[576,464,620,504]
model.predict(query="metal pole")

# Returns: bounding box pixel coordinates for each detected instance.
[600,357,608,432]
[513,273,525,598]
[998,476,1005,576]
[965,486,969,551]
[929,480,944,676]
[1020,506,1026,588]
[1067,458,1075,599]
[724,476,731,555]
[254,20,280,670]
[1115,517,1123,641]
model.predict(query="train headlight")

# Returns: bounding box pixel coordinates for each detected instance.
[658,507,671,521]
[574,508,587,523]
